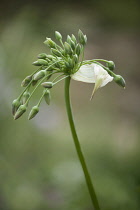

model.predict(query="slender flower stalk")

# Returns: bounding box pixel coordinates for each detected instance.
[12,30,125,209]
[65,76,100,210]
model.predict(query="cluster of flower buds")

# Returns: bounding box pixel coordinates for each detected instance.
[12,30,125,120]
[12,30,88,120]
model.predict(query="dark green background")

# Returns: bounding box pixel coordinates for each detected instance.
[0,0,140,209]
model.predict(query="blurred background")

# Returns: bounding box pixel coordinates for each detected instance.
[0,0,140,209]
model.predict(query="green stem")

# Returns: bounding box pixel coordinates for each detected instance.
[65,76,100,210]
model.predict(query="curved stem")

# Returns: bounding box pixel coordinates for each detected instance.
[65,76,100,210]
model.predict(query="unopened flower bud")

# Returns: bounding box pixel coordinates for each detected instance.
[22,92,30,104]
[73,54,79,64]
[64,42,73,55]
[32,61,42,66]
[44,38,56,48]
[55,31,62,40]
[38,59,48,66]
[43,89,51,105]
[32,80,38,86]
[78,30,87,45]
[114,75,126,88]
[12,99,21,115]
[107,61,115,71]
[75,44,81,56]
[33,70,46,81]
[46,55,55,60]
[66,36,75,50]
[14,104,27,120]
[21,75,32,87]
[51,49,62,57]
[28,105,39,120]
[71,34,77,44]
[37,53,47,59]
[41,82,53,88]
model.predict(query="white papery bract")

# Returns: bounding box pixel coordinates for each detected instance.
[71,63,113,99]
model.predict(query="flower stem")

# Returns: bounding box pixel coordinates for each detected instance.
[65,76,100,210]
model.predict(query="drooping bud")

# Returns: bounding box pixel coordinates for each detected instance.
[41,82,53,88]
[75,44,81,56]
[32,61,42,66]
[33,70,46,81]
[55,31,62,40]
[37,59,48,66]
[14,104,27,120]
[107,61,115,71]
[37,53,47,59]
[64,42,73,55]
[22,92,30,104]
[114,75,126,88]
[78,30,87,45]
[43,89,51,105]
[21,75,32,87]
[44,38,56,48]
[28,105,39,120]
[51,49,62,57]
[12,99,21,115]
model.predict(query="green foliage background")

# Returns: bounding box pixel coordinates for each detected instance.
[0,0,140,209]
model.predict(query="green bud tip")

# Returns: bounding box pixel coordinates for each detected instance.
[43,89,51,105]
[21,75,32,87]
[75,44,81,56]
[107,61,115,71]
[12,99,21,116]
[28,106,39,120]
[44,38,56,48]
[22,92,30,104]
[78,29,87,45]
[64,42,73,55]
[41,82,53,88]
[51,49,62,57]
[33,70,46,81]
[55,31,62,40]
[14,104,27,120]
[114,75,126,88]
[37,53,47,59]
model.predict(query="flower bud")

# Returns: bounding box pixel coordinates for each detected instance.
[32,61,42,66]
[28,106,39,120]
[41,82,53,88]
[43,89,51,105]
[37,53,47,59]
[21,75,32,87]
[78,30,87,45]
[12,99,21,115]
[114,75,126,88]
[64,42,73,55]
[38,59,48,66]
[75,44,81,56]
[32,80,38,86]
[73,54,79,64]
[51,49,62,57]
[107,61,115,71]
[71,34,77,44]
[22,92,30,104]
[65,58,74,69]
[55,31,62,40]
[33,70,46,81]
[44,38,56,48]
[14,104,27,120]
[67,35,72,44]
[46,55,55,60]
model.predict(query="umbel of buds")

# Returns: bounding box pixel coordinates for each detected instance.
[12,29,125,120]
